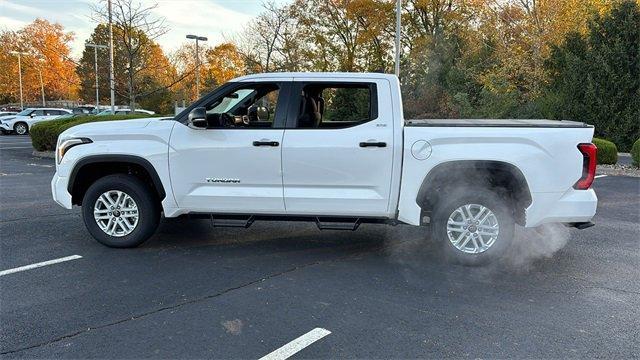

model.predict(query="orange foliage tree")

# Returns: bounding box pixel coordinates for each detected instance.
[0,19,79,104]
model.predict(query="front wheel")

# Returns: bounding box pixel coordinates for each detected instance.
[13,122,28,135]
[82,174,160,248]
[431,188,515,266]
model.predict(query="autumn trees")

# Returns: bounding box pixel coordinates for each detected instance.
[0,19,78,104]
[1,0,637,147]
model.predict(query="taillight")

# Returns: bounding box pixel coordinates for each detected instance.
[574,143,597,190]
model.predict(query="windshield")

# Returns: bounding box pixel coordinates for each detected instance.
[16,109,32,116]
[208,89,255,114]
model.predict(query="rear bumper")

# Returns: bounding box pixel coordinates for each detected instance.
[51,172,73,209]
[525,189,597,227]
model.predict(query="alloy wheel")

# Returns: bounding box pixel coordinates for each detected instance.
[93,190,139,237]
[446,204,500,254]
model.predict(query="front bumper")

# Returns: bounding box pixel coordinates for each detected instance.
[51,172,73,209]
[525,188,597,227]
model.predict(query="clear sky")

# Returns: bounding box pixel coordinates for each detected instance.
[0,0,276,58]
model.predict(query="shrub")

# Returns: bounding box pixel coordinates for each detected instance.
[592,138,618,165]
[30,114,154,152]
[631,139,640,167]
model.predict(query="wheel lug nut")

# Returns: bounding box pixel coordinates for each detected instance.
[463,226,467,230]
[108,212,112,215]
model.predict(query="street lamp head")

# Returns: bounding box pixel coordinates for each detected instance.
[86,42,109,49]
[186,34,207,42]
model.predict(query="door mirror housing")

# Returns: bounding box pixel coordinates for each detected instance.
[187,107,207,129]
[30,113,36,118]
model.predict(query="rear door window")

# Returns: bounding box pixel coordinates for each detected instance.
[292,83,376,129]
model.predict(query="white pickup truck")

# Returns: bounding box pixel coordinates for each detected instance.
[51,72,597,265]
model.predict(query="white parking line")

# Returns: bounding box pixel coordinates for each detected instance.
[595,174,608,179]
[0,255,83,277]
[259,328,331,360]
[0,146,33,149]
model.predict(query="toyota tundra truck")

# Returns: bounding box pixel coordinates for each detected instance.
[51,72,598,265]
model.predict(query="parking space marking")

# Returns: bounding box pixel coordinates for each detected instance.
[0,255,82,277]
[259,328,331,360]
[595,174,608,179]
[0,146,33,149]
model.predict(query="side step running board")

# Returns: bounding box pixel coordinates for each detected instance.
[211,215,255,228]
[567,221,595,230]
[315,217,361,231]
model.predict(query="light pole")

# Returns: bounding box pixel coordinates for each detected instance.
[186,34,208,99]
[86,42,109,111]
[108,0,115,112]
[9,51,29,110]
[37,58,45,106]
[394,0,401,77]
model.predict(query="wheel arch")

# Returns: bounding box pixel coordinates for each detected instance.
[68,155,166,206]
[416,160,532,225]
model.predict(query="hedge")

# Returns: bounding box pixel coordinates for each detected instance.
[592,138,618,165]
[30,114,154,152]
[631,139,640,168]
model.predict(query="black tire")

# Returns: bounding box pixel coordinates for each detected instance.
[82,174,160,248]
[13,122,28,135]
[431,187,515,266]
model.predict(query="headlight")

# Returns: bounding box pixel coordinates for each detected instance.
[57,137,92,164]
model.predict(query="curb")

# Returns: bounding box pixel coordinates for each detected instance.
[32,150,55,159]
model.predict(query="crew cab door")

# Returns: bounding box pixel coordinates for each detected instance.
[281,78,395,217]
[169,80,292,213]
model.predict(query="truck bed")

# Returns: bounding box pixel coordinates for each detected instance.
[405,119,592,128]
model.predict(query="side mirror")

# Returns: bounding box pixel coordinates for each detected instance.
[187,107,207,129]
[30,113,36,118]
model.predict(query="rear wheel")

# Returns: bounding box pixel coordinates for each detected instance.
[13,122,28,135]
[431,187,515,266]
[82,174,160,248]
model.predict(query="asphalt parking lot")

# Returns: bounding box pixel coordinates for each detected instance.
[1,135,639,358]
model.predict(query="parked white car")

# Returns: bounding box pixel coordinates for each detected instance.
[51,72,598,265]
[96,109,155,116]
[0,108,72,135]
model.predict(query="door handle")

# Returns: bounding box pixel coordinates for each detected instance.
[359,141,387,148]
[253,140,279,147]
